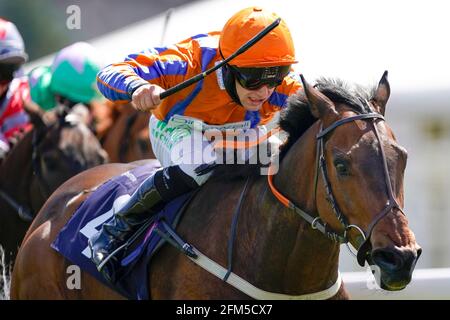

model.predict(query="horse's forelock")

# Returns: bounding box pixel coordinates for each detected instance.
[314,78,375,114]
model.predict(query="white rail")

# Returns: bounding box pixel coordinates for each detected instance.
[342,268,450,299]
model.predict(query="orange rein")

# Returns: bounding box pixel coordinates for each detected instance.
[210,125,290,208]
[267,164,291,208]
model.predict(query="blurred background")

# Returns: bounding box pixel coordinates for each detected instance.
[2,0,450,298]
[0,0,195,61]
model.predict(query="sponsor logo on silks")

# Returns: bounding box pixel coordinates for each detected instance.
[169,114,251,132]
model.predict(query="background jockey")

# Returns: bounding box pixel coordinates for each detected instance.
[0,18,32,161]
[89,6,302,283]
[28,41,110,136]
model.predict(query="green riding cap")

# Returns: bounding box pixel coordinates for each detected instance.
[28,66,55,110]
[29,42,104,110]
[50,42,103,104]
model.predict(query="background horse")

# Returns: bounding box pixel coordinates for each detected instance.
[11,73,421,299]
[0,104,108,265]
[100,102,155,162]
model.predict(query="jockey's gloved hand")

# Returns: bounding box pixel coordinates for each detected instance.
[131,84,165,112]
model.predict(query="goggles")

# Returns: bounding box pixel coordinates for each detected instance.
[229,65,290,90]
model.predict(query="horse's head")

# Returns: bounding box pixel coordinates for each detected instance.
[30,104,109,196]
[299,72,421,291]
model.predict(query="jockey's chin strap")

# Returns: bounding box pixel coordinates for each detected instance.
[268,112,405,267]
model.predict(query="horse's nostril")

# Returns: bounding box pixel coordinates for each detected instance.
[372,249,404,272]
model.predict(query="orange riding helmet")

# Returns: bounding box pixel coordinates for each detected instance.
[219,7,297,68]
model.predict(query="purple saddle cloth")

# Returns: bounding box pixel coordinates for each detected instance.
[51,164,193,299]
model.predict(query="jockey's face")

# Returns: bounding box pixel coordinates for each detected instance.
[235,80,275,111]
[0,63,19,96]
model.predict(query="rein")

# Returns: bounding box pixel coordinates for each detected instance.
[0,189,33,222]
[173,128,343,299]
[268,111,405,266]
[184,174,342,299]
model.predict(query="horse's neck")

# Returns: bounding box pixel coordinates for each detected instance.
[0,131,33,184]
[238,124,340,294]
[0,130,34,195]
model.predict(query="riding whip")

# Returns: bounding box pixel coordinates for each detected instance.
[159,18,281,100]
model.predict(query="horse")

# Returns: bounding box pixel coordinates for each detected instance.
[100,102,155,162]
[10,72,421,299]
[0,103,108,265]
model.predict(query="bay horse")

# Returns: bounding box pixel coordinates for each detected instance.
[11,72,421,299]
[0,103,108,265]
[100,102,155,162]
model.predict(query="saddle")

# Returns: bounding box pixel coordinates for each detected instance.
[51,164,196,299]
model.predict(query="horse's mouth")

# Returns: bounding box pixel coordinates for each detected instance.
[378,272,411,291]
[368,246,422,291]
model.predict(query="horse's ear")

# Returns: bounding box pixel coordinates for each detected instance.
[300,74,338,120]
[372,70,390,115]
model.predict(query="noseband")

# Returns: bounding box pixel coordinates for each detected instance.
[268,110,405,266]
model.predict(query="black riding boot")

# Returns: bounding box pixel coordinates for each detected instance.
[88,166,199,284]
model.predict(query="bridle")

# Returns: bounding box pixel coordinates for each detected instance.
[0,126,52,222]
[268,106,405,266]
[0,110,73,222]
[0,128,49,223]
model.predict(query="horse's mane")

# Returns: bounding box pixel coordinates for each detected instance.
[211,77,377,181]
[279,77,376,156]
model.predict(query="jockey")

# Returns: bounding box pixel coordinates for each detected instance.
[28,42,106,132]
[0,18,32,161]
[89,7,302,282]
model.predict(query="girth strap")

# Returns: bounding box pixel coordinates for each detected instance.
[188,246,343,300]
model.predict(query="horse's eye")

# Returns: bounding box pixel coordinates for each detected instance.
[334,160,349,176]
